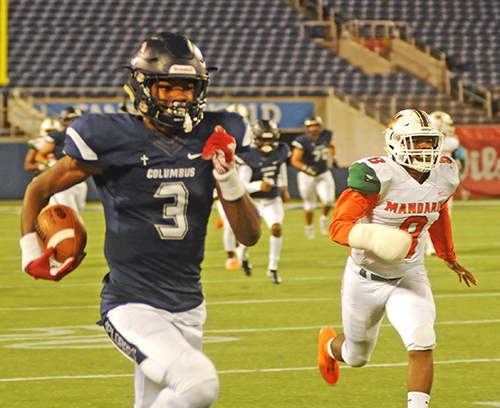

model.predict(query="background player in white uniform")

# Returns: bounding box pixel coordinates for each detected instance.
[36,107,88,214]
[20,32,261,408]
[24,118,62,173]
[236,120,291,283]
[213,104,254,270]
[425,111,466,256]
[317,109,477,408]
[290,116,336,238]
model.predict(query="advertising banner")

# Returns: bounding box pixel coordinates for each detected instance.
[456,126,500,198]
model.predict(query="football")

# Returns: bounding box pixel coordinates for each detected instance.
[34,205,87,263]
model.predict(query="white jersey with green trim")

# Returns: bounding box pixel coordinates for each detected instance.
[347,155,460,278]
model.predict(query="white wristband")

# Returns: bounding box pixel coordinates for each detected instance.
[213,166,246,201]
[20,232,44,271]
[348,223,412,262]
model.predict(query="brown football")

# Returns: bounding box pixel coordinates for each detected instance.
[34,205,87,263]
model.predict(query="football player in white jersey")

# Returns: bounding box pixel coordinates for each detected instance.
[425,111,466,256]
[36,108,88,214]
[317,109,477,408]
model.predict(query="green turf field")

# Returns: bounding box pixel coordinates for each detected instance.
[0,199,499,407]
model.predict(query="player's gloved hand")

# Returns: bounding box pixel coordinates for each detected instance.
[202,126,246,201]
[302,165,318,176]
[20,233,86,282]
[202,126,237,174]
[348,223,412,262]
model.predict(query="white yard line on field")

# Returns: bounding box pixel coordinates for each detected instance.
[1,292,500,311]
[1,358,499,383]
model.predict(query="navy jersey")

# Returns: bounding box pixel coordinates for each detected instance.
[64,111,249,315]
[292,130,333,175]
[47,129,66,159]
[236,143,290,199]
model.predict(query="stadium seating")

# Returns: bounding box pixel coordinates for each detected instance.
[6,0,500,124]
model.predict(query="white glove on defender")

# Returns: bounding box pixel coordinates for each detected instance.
[348,224,412,262]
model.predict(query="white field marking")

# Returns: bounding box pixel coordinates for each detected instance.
[1,269,499,287]
[1,320,498,351]
[0,325,238,349]
[473,403,500,407]
[1,358,499,383]
[1,292,500,312]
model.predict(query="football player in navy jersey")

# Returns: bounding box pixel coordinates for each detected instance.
[20,32,261,408]
[290,116,336,239]
[235,120,291,283]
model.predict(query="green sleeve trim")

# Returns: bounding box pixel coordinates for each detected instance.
[347,162,381,194]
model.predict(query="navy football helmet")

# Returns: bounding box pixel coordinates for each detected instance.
[124,32,216,133]
[59,107,82,122]
[253,120,280,154]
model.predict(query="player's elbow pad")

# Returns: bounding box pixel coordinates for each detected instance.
[348,224,412,261]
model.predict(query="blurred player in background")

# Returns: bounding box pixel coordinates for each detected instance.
[20,32,261,408]
[24,118,62,173]
[35,107,88,214]
[318,109,477,408]
[213,104,254,270]
[236,120,291,283]
[290,116,336,239]
[425,110,466,256]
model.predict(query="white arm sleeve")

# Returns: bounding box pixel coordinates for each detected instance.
[277,162,288,187]
[348,224,412,262]
[237,164,262,194]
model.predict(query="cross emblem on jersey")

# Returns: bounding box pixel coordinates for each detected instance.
[140,155,149,166]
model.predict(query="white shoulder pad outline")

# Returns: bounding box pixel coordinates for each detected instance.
[66,127,98,161]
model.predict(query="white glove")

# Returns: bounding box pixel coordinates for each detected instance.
[348,224,412,262]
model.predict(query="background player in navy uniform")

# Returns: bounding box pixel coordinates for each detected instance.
[20,32,261,408]
[235,120,291,283]
[290,116,336,239]
[213,104,254,271]
[35,107,88,214]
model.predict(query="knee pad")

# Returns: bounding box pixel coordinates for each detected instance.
[303,198,316,212]
[342,340,371,368]
[407,324,436,351]
[179,377,219,408]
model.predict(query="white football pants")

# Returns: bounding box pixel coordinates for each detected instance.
[106,302,219,408]
[297,170,335,211]
[340,257,436,368]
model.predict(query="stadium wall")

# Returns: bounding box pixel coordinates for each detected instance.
[0,141,349,200]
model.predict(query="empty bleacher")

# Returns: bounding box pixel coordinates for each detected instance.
[6,0,500,124]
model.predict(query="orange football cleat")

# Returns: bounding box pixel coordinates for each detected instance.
[318,327,340,384]
[225,258,240,270]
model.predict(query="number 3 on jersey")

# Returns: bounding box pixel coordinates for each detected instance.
[154,182,189,240]
[400,216,427,258]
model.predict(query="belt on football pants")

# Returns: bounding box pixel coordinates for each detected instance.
[359,268,402,283]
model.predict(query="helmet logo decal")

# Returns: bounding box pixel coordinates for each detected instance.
[387,113,404,129]
[169,65,197,75]
[411,109,431,127]
[130,42,148,66]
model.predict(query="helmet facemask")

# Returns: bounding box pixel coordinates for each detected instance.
[384,109,444,173]
[253,120,280,154]
[130,71,208,133]
[123,32,214,133]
